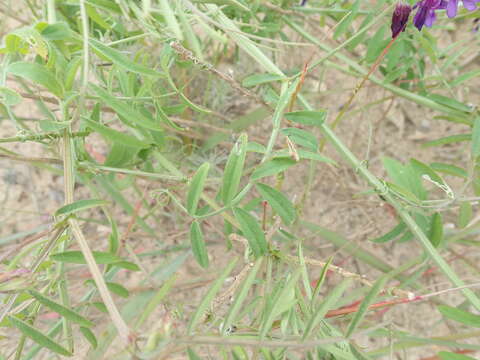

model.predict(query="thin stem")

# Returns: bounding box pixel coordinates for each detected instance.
[187,4,480,309]
[0,225,67,324]
[58,0,131,343]
[325,281,480,319]
[58,128,75,350]
[79,0,89,97]
[142,0,151,16]
[46,0,56,23]
[69,219,131,341]
[0,131,90,143]
[284,17,467,118]
[310,108,480,311]
[13,334,26,360]
[329,37,397,132]
[170,322,387,349]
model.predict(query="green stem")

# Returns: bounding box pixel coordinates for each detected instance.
[46,0,56,23]
[284,17,469,118]
[203,4,480,311]
[13,334,26,360]
[60,0,131,343]
[329,37,397,132]
[79,0,89,98]
[0,131,90,143]
[300,95,480,311]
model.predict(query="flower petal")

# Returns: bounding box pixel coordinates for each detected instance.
[425,9,437,26]
[463,0,478,10]
[447,0,458,17]
[391,2,412,38]
[413,5,429,30]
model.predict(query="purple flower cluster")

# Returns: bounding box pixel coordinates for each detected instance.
[392,0,480,37]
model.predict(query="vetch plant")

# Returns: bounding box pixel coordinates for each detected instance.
[391,2,413,38]
[0,1,480,359]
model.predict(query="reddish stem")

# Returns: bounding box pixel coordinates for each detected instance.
[330,36,398,130]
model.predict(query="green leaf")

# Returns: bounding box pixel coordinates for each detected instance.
[346,275,388,337]
[242,73,285,87]
[247,142,266,153]
[39,120,70,132]
[423,134,471,147]
[233,207,267,258]
[90,84,162,131]
[366,25,388,63]
[303,279,352,340]
[221,134,248,205]
[0,86,22,105]
[438,305,480,328]
[91,302,107,313]
[429,94,473,113]
[256,183,296,225]
[451,69,480,87]
[371,222,407,243]
[284,110,327,127]
[29,290,93,327]
[430,162,468,178]
[387,181,422,205]
[65,57,82,91]
[7,62,63,97]
[89,38,159,76]
[86,0,121,13]
[251,157,296,181]
[450,70,480,87]
[458,202,472,229]
[187,348,202,360]
[136,275,176,328]
[472,117,480,158]
[155,101,185,131]
[85,280,129,298]
[281,127,318,151]
[8,316,72,356]
[296,149,336,164]
[260,269,301,339]
[112,261,140,271]
[333,0,359,39]
[83,118,149,149]
[51,251,123,264]
[221,258,263,335]
[86,4,112,30]
[311,256,333,307]
[104,142,139,167]
[158,0,183,40]
[417,32,437,64]
[187,258,238,334]
[80,326,98,349]
[41,22,72,40]
[187,163,210,216]
[55,199,108,217]
[429,212,443,248]
[4,33,28,54]
[438,351,476,360]
[383,157,426,201]
[411,159,446,188]
[106,282,129,298]
[190,221,209,268]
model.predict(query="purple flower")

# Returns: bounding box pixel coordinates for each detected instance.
[391,0,480,37]
[446,0,480,17]
[391,3,413,38]
[413,0,447,30]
